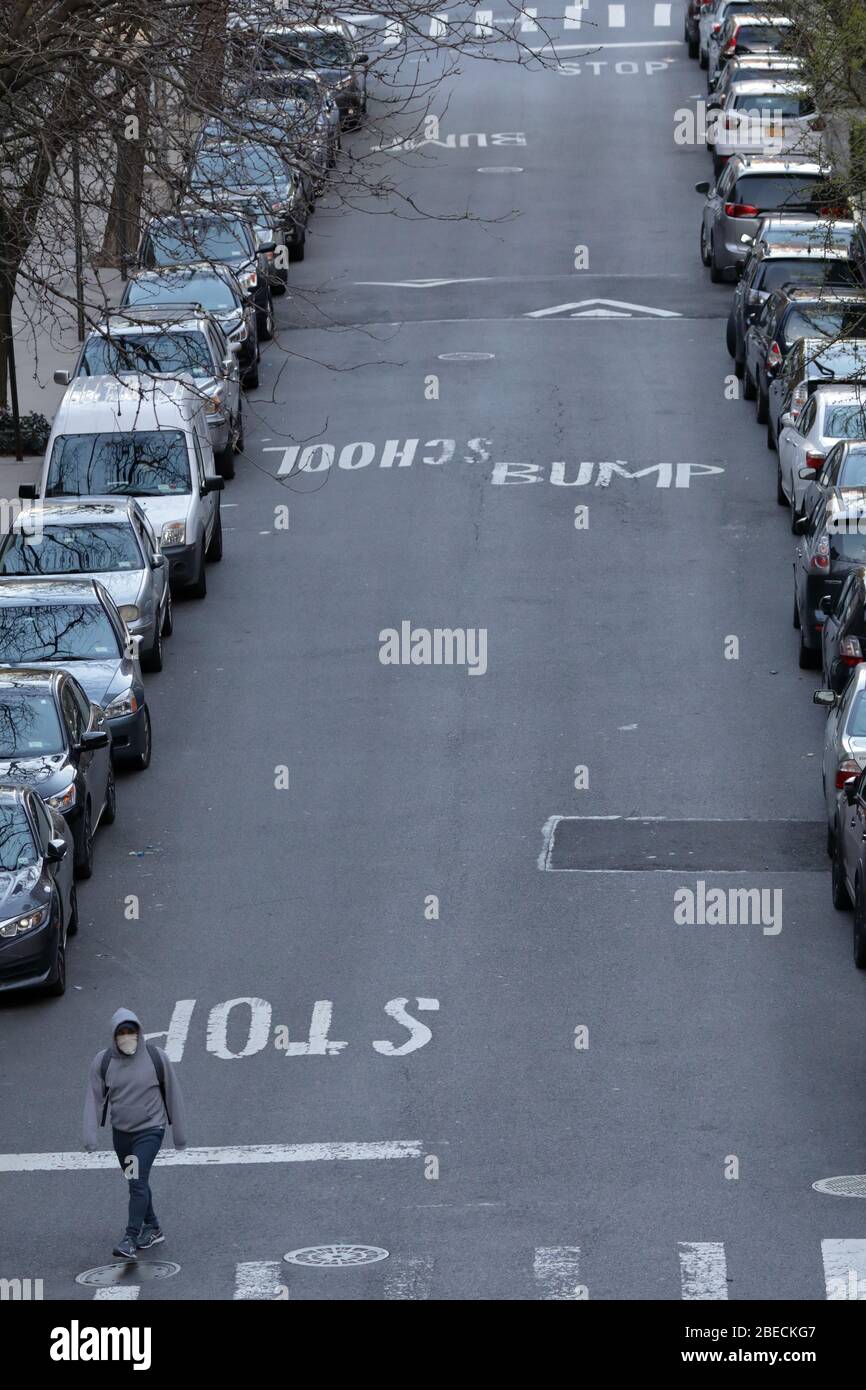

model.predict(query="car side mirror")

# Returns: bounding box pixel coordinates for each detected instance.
[256,241,277,254]
[18,484,37,500]
[229,341,242,356]
[79,729,110,751]
[695,181,711,195]
[781,413,795,429]
[819,595,835,615]
[152,553,166,570]
[53,369,72,386]
[126,633,143,660]
[845,779,859,806]
[813,689,838,708]
[354,53,369,64]
[792,515,809,534]
[203,476,225,493]
[45,837,68,863]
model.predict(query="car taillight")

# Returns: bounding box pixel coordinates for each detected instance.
[809,534,830,572]
[836,759,861,789]
[805,452,824,470]
[766,341,782,371]
[819,204,848,217]
[840,637,864,667]
[790,383,809,418]
[712,21,721,31]
[724,203,759,217]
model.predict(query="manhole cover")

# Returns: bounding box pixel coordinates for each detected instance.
[437,351,495,362]
[477,166,523,174]
[75,1261,180,1287]
[813,1175,866,1197]
[283,1244,389,1267]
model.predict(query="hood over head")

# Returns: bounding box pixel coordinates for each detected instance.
[111,1007,142,1055]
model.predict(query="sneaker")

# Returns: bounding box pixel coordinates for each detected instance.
[112,1235,139,1261]
[136,1226,165,1250]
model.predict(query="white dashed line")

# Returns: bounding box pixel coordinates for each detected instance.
[678,1242,729,1300]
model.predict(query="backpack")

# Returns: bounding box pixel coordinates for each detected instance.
[99,1043,172,1127]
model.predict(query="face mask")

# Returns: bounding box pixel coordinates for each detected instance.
[117,1034,138,1056]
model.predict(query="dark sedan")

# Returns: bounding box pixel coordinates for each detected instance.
[794,494,866,668]
[0,784,75,997]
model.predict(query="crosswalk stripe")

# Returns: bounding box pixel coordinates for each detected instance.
[382,20,403,45]
[430,13,449,36]
[822,1240,866,1300]
[519,7,539,31]
[383,1256,435,1299]
[93,1286,140,1299]
[475,8,494,34]
[533,1246,585,1299]
[563,2,587,27]
[608,4,626,26]
[678,1242,729,1300]
[653,2,672,24]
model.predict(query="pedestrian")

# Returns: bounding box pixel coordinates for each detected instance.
[83,1008,188,1261]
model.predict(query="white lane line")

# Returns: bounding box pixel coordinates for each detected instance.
[534,1246,585,1299]
[534,39,681,50]
[0,1140,424,1173]
[234,1261,286,1300]
[608,4,626,26]
[654,2,672,24]
[383,1256,435,1299]
[679,1242,729,1300]
[93,1286,140,1300]
[822,1240,866,1299]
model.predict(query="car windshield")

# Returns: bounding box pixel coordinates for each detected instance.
[192,146,285,188]
[261,33,352,67]
[784,308,866,343]
[244,76,318,103]
[735,24,788,48]
[1,524,143,577]
[824,403,866,438]
[756,260,857,291]
[731,94,812,117]
[838,451,866,487]
[762,228,853,249]
[46,431,191,498]
[80,331,213,379]
[0,693,65,757]
[826,516,866,564]
[125,273,236,314]
[0,604,121,663]
[734,176,826,211]
[145,218,251,266]
[0,803,39,869]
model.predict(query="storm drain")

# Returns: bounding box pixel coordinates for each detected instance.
[75,1261,180,1286]
[813,1176,866,1198]
[540,817,827,873]
[283,1244,389,1268]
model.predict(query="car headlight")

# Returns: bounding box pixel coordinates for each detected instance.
[104,692,140,720]
[205,392,225,415]
[238,267,258,291]
[161,521,186,547]
[46,785,76,813]
[0,904,50,938]
[230,324,248,344]
[118,604,140,624]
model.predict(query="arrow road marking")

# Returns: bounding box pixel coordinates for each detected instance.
[525,298,681,318]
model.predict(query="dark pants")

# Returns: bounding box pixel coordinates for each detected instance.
[112,1127,164,1240]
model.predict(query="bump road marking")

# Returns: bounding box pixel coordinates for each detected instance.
[539,816,827,872]
[0,1140,423,1173]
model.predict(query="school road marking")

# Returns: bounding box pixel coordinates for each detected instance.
[0,1140,423,1173]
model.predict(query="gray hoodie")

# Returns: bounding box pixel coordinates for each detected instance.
[83,1008,188,1151]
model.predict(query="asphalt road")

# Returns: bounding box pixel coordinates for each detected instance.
[3,6,866,1302]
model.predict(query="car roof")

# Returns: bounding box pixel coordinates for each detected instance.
[758,245,851,260]
[56,374,201,410]
[732,157,831,174]
[778,288,866,301]
[12,499,140,530]
[729,13,793,23]
[823,490,866,517]
[759,216,855,230]
[0,668,61,692]
[812,384,866,404]
[0,577,104,604]
[728,79,808,94]
[91,310,215,334]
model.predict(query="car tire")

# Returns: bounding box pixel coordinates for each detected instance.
[799,626,819,669]
[756,388,768,424]
[129,706,152,771]
[793,589,801,629]
[709,240,724,283]
[289,235,305,263]
[162,587,173,638]
[206,511,223,563]
[725,313,736,357]
[257,296,274,343]
[699,47,708,70]
[743,367,756,401]
[776,462,787,506]
[833,833,852,909]
[234,405,245,456]
[45,929,67,997]
[242,360,259,390]
[827,820,835,857]
[102,764,116,826]
[74,800,94,880]
[272,271,288,297]
[766,415,776,450]
[66,883,79,937]
[187,543,207,599]
[854,886,866,967]
[688,35,699,58]
[141,622,163,673]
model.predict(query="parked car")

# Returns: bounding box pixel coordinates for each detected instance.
[777,385,866,520]
[827,760,866,964]
[234,91,333,193]
[136,211,275,343]
[697,157,848,283]
[684,0,704,59]
[0,577,151,769]
[187,140,309,263]
[793,493,866,667]
[708,52,803,100]
[741,215,857,257]
[0,784,75,996]
[0,669,113,877]
[699,0,761,71]
[709,15,795,87]
[767,337,866,449]
[235,19,369,129]
[708,81,819,175]
[820,566,866,696]
[817,663,866,853]
[732,252,860,379]
[0,500,172,672]
[794,442,866,532]
[240,70,341,164]
[21,377,225,598]
[119,263,259,389]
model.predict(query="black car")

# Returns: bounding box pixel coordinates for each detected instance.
[237,21,368,129]
[187,141,309,263]
[137,211,275,341]
[821,566,866,694]
[830,764,866,965]
[684,0,702,58]
[0,669,113,877]
[119,263,259,388]
[0,784,76,997]
[798,443,866,532]
[794,494,866,667]
[730,251,861,382]
[741,287,866,403]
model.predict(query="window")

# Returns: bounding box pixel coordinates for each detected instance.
[45,431,192,498]
[80,331,215,380]
[124,272,237,314]
[756,260,858,293]
[824,402,866,439]
[29,794,55,852]
[733,175,823,211]
[69,680,93,730]
[0,692,65,757]
[798,398,816,435]
[144,216,253,267]
[847,692,866,737]
[838,447,866,489]
[0,523,145,577]
[0,604,122,663]
[0,802,39,869]
[60,682,83,744]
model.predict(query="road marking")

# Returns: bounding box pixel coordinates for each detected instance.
[563,2,586,27]
[654,3,672,25]
[93,1286,140,1300]
[534,1246,585,1299]
[477,166,524,173]
[535,39,681,50]
[384,1256,435,1298]
[526,297,681,319]
[679,1242,729,1300]
[430,14,448,37]
[0,1140,424,1173]
[822,1240,866,1299]
[813,1174,866,1197]
[354,278,492,287]
[234,1261,286,1299]
[608,4,625,26]
[520,8,539,32]
[382,19,403,45]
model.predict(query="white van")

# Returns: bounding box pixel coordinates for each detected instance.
[22,376,224,598]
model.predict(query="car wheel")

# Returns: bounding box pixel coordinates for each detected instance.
[776,461,787,506]
[141,622,163,673]
[766,415,776,450]
[699,47,708,70]
[242,362,259,390]
[854,886,866,967]
[272,270,288,297]
[215,437,235,479]
[799,626,819,669]
[756,387,768,424]
[289,236,305,263]
[827,820,835,857]
[162,587,173,637]
[257,296,274,343]
[709,239,724,283]
[743,367,756,401]
[688,36,699,58]
[234,404,245,455]
[129,706,152,771]
[45,930,67,997]
[793,588,801,629]
[206,510,223,563]
[725,313,736,357]
[66,883,79,937]
[187,543,207,599]
[102,764,116,826]
[699,224,711,267]
[833,833,852,909]
[74,800,94,880]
